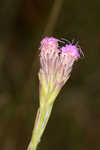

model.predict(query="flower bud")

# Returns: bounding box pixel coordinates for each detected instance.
[39,37,81,106]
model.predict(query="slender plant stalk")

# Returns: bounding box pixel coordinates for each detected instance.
[27,104,53,150]
[43,0,63,36]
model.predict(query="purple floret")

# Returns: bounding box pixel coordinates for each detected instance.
[41,37,58,48]
[60,44,80,58]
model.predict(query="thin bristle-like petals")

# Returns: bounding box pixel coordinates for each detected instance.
[39,37,82,96]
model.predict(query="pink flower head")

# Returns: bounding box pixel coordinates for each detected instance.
[61,44,80,59]
[41,37,58,48]
[39,37,82,95]
[40,37,59,55]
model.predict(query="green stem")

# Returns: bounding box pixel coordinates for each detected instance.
[27,104,53,150]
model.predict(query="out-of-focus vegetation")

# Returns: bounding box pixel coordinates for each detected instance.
[0,0,100,150]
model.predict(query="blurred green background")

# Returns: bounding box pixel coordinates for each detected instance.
[0,0,100,150]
